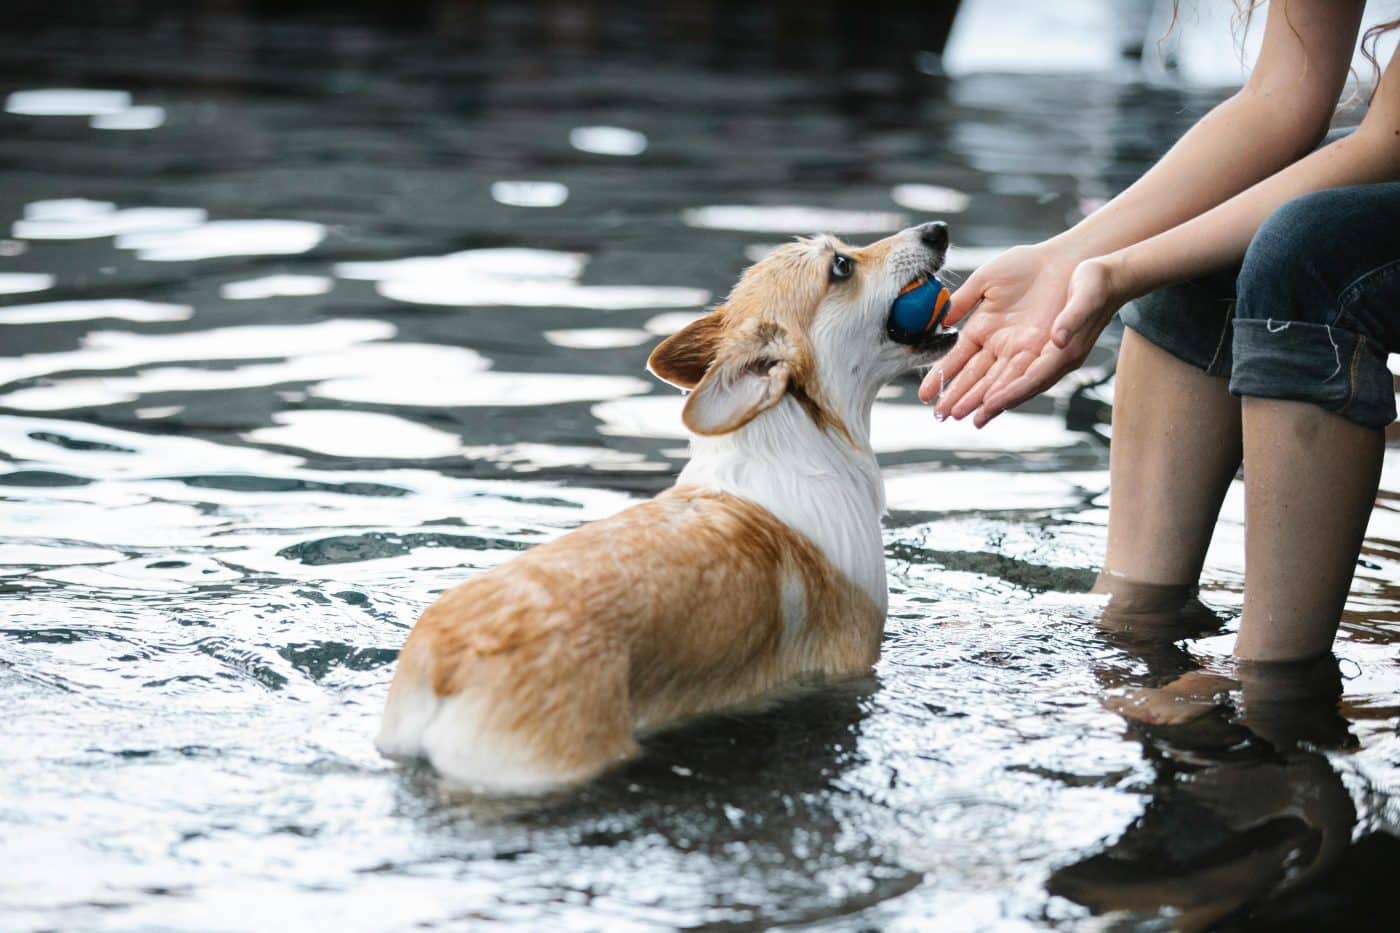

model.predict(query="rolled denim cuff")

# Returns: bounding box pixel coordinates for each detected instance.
[1230,317,1396,428]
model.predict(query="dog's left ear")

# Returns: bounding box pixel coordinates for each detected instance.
[647,312,725,390]
[682,356,790,435]
[651,312,797,435]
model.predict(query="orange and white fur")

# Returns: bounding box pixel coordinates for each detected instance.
[377,222,954,794]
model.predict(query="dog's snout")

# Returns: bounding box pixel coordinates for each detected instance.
[917,221,949,252]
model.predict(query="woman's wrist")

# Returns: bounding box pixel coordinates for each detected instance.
[1043,229,1102,266]
[1045,212,1156,267]
[1095,247,1153,306]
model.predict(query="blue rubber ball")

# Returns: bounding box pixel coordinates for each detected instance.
[887,276,952,344]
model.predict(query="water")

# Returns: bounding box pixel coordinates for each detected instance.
[3,2,1399,929]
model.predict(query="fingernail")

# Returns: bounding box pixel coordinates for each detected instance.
[1053,328,1068,346]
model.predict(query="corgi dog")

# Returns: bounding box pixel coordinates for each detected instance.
[377,221,954,794]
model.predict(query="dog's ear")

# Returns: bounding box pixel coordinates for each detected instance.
[682,357,791,435]
[647,312,725,390]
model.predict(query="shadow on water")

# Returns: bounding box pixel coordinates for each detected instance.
[1047,585,1400,930]
[2,0,1399,929]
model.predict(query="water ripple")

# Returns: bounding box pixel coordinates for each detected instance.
[1,6,1395,930]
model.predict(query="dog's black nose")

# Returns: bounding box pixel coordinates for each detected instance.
[918,221,949,251]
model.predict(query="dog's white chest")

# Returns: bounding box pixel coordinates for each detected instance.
[677,397,888,612]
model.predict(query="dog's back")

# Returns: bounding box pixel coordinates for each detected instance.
[376,486,880,793]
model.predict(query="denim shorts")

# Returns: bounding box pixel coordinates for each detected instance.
[1120,182,1400,428]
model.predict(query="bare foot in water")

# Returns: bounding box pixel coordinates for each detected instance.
[1105,670,1238,725]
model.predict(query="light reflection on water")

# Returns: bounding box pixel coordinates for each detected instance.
[15,199,208,240]
[0,299,191,326]
[0,272,54,295]
[219,274,334,301]
[489,180,571,208]
[2,89,166,131]
[569,125,649,157]
[5,88,135,116]
[14,200,326,261]
[890,183,972,214]
[2,2,1398,930]
[682,205,910,234]
[337,248,711,310]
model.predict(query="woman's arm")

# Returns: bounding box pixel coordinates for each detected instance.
[1043,0,1365,264]
[1093,57,1400,312]
[923,0,1365,419]
[976,45,1400,425]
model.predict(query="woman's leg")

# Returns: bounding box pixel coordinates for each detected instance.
[1100,267,1243,600]
[1228,184,1400,661]
[1234,399,1383,660]
[1101,330,1242,589]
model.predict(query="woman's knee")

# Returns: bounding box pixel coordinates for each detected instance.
[1230,187,1399,428]
[1235,190,1343,325]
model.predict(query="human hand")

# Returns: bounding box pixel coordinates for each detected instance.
[918,249,1125,427]
[917,243,1078,423]
[976,257,1125,425]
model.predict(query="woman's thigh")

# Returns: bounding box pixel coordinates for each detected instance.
[1230,183,1400,429]
[1119,265,1238,378]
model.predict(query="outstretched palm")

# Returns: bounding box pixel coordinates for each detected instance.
[920,247,1119,427]
[920,244,1075,420]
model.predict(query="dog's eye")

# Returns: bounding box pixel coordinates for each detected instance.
[831,254,854,281]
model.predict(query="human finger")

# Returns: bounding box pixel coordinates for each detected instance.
[941,267,990,327]
[984,349,1035,400]
[918,334,979,403]
[981,347,1074,416]
[1050,297,1091,348]
[972,404,1005,429]
[1050,271,1105,348]
[949,355,1008,421]
[932,346,994,418]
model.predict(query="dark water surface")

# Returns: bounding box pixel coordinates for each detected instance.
[3,2,1399,929]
